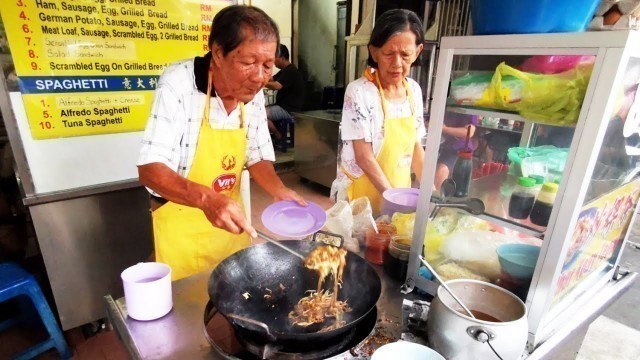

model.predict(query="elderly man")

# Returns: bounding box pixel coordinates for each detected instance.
[137,5,305,280]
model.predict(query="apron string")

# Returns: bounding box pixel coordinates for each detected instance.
[203,59,245,129]
[374,70,416,127]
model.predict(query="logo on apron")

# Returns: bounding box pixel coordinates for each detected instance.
[221,155,237,171]
[213,173,237,193]
[398,153,413,169]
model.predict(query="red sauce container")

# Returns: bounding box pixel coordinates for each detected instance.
[365,222,397,265]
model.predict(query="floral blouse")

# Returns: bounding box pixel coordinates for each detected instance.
[330,76,426,200]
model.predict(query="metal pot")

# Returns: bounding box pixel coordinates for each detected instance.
[427,279,528,360]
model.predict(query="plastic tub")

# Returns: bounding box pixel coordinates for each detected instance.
[381,188,419,217]
[471,0,600,35]
[497,243,541,280]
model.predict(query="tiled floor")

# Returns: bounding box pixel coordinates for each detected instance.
[1,171,639,359]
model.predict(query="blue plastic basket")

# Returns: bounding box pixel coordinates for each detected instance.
[471,0,600,35]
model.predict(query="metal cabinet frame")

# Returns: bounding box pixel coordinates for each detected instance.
[406,31,640,351]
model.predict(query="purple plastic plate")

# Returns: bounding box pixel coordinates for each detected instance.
[261,201,327,238]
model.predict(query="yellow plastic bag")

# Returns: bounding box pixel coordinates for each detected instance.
[477,62,593,125]
[391,212,415,237]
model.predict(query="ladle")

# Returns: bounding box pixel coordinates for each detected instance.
[419,255,476,319]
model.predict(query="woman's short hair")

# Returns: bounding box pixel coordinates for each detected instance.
[367,9,424,68]
[209,5,280,56]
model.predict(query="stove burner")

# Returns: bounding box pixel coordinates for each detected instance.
[240,328,355,359]
[204,301,378,360]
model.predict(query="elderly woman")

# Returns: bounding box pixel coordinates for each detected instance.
[331,9,426,214]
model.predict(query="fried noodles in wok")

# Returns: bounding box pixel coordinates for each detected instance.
[289,246,351,330]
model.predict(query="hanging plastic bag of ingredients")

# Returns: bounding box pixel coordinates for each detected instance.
[488,62,594,125]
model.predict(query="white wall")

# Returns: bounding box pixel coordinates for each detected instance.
[246,0,292,52]
[298,0,337,90]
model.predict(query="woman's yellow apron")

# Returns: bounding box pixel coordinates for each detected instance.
[344,71,417,214]
[152,62,250,281]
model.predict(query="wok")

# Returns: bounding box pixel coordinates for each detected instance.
[207,240,381,344]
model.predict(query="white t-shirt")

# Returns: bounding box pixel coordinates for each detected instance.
[331,76,427,200]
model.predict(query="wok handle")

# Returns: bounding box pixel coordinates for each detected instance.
[226,313,273,337]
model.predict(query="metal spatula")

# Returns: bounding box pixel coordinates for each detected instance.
[256,231,305,260]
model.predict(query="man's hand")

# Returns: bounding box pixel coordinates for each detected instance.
[199,192,257,238]
[272,185,307,206]
[248,161,308,207]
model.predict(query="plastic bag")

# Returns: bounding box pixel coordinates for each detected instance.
[423,208,461,264]
[343,236,360,253]
[392,212,416,237]
[324,201,353,242]
[451,72,523,105]
[520,55,595,74]
[441,231,509,281]
[507,145,569,179]
[351,197,374,232]
[351,197,374,247]
[479,62,593,125]
[454,215,491,232]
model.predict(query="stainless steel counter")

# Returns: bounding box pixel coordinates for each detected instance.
[105,254,426,359]
[293,110,342,188]
[34,185,153,330]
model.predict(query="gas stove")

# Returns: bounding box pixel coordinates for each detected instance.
[204,300,431,359]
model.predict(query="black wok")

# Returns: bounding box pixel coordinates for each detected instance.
[207,240,381,344]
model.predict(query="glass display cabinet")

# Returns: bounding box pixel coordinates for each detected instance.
[405,30,640,352]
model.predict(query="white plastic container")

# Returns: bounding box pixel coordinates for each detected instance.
[121,262,173,321]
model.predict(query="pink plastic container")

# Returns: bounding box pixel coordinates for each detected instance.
[121,262,172,321]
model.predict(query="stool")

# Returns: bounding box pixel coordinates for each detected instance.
[0,263,72,359]
[272,116,295,153]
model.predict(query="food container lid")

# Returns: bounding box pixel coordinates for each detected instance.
[542,182,559,193]
[518,176,536,187]
[529,175,545,184]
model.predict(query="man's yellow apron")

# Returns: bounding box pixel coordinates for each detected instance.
[152,63,250,281]
[344,71,417,214]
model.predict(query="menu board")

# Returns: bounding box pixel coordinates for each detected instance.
[0,0,233,139]
[553,178,640,303]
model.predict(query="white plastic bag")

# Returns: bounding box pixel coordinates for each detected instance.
[441,231,509,281]
[351,197,374,247]
[324,201,353,241]
[351,197,374,233]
